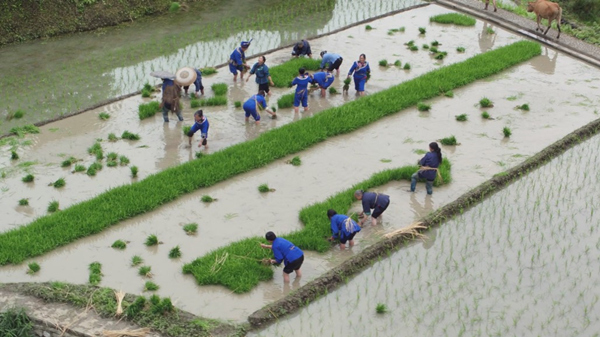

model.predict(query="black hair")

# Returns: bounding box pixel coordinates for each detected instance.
[265,231,276,241]
[299,67,306,75]
[260,55,266,62]
[327,209,337,219]
[194,110,203,118]
[320,50,327,57]
[429,142,442,162]
[258,90,266,96]
[360,53,366,59]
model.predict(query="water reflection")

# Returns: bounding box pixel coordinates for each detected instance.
[478,22,497,53]
[530,47,558,75]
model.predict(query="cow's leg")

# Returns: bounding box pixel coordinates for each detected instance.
[484,0,489,10]
[536,15,542,32]
[556,18,561,38]
[543,18,552,35]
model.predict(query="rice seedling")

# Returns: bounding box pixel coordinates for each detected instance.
[139,265,152,277]
[13,110,24,119]
[130,166,138,178]
[271,106,277,113]
[169,246,182,259]
[87,141,102,156]
[144,281,159,291]
[379,60,388,67]
[196,96,227,107]
[141,89,152,98]
[399,26,406,32]
[413,149,427,155]
[211,83,228,96]
[409,45,419,51]
[434,51,448,60]
[429,13,476,26]
[11,151,19,160]
[86,166,97,176]
[405,40,415,46]
[430,46,439,53]
[200,67,217,76]
[422,44,429,49]
[52,178,66,188]
[138,101,160,120]
[143,83,153,92]
[457,47,466,52]
[61,157,77,167]
[258,184,271,193]
[380,159,392,163]
[111,240,127,250]
[444,90,454,98]
[328,87,338,94]
[503,126,512,138]
[419,27,426,34]
[73,164,86,172]
[27,262,40,274]
[106,152,118,162]
[169,2,180,12]
[10,125,39,137]
[19,198,29,206]
[121,131,140,140]
[289,156,302,166]
[89,262,102,285]
[440,135,458,145]
[131,255,143,266]
[482,111,491,119]
[455,114,468,121]
[145,234,158,246]
[394,60,401,67]
[517,103,530,111]
[0,41,541,266]
[195,152,203,159]
[376,303,388,314]
[270,58,322,87]
[486,27,495,34]
[234,101,242,108]
[403,63,411,70]
[119,156,129,166]
[277,93,295,109]
[190,99,200,108]
[417,102,431,111]
[98,112,110,120]
[479,97,494,108]
[201,195,215,203]
[365,25,373,30]
[183,223,198,235]
[47,200,59,213]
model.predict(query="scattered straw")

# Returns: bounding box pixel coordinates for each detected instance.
[383,222,428,240]
[210,252,228,274]
[102,328,151,336]
[114,290,125,316]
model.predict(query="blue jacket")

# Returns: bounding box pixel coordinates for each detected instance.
[348,61,370,79]
[162,79,175,92]
[272,237,303,265]
[192,69,203,91]
[292,75,312,94]
[230,47,245,66]
[419,152,441,181]
[292,40,312,56]
[361,192,390,215]
[243,94,267,112]
[249,63,270,84]
[320,53,341,69]
[330,214,361,240]
[312,72,335,89]
[189,117,209,136]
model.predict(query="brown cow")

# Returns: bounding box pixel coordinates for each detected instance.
[527,0,562,39]
[484,0,497,12]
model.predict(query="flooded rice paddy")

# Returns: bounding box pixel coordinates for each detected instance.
[1,4,599,323]
[250,133,600,337]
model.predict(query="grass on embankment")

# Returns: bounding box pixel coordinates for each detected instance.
[183,162,451,293]
[269,58,322,87]
[0,41,541,265]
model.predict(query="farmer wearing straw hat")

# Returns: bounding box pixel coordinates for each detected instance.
[354,190,390,227]
[320,51,343,76]
[229,39,252,82]
[311,71,335,97]
[292,39,312,58]
[246,55,274,96]
[242,90,276,124]
[410,142,442,195]
[291,67,312,113]
[183,68,204,97]
[186,110,209,149]
[327,209,361,249]
[260,231,304,282]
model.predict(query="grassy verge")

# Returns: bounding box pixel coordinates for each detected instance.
[0,41,541,265]
[183,161,451,293]
[270,58,322,87]
[1,283,246,337]
[429,13,475,26]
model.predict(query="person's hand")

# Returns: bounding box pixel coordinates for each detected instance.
[245,78,249,82]
[269,259,276,264]
[260,243,267,248]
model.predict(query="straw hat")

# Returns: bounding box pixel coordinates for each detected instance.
[175,67,197,86]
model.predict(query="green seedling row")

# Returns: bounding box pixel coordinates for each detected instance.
[277,93,295,109]
[270,58,322,87]
[429,13,476,26]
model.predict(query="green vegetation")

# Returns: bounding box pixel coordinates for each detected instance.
[141,89,151,97]
[380,159,392,163]
[503,126,512,138]
[200,67,217,76]
[138,101,161,120]
[0,307,33,335]
[132,255,143,266]
[47,200,59,213]
[201,195,214,203]
[429,13,476,26]
[457,47,466,53]
[517,103,530,111]
[13,110,25,119]
[405,40,414,47]
[430,46,438,53]
[365,25,373,30]
[486,27,495,35]
[431,40,440,46]
[418,27,426,34]
[394,60,401,67]
[376,303,388,314]
[403,63,411,70]
[169,246,182,259]
[121,131,140,140]
[328,87,338,94]
[139,265,152,277]
[444,90,454,98]
[183,223,198,235]
[183,162,452,292]
[10,125,39,137]
[191,99,201,108]
[211,83,228,96]
[258,184,271,193]
[378,59,389,67]
[440,135,458,146]
[277,93,295,109]
[482,111,491,119]
[169,2,180,12]
[74,164,86,172]
[234,101,242,108]
[99,112,110,120]
[422,44,429,49]
[89,262,102,285]
[27,262,40,274]
[11,150,19,160]
[52,178,66,188]
[0,41,541,266]
[21,174,35,182]
[145,234,158,246]
[61,156,77,167]
[270,58,322,87]
[196,96,227,107]
[108,133,118,142]
[119,155,130,166]
[144,281,159,291]
[434,51,448,60]
[417,102,431,111]
[480,97,494,108]
[111,240,127,250]
[18,198,29,206]
[131,165,138,178]
[409,45,418,51]
[290,156,302,166]
[455,114,468,121]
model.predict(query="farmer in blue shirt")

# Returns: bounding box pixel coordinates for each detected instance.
[246,55,274,96]
[260,231,304,282]
[347,53,371,96]
[243,90,276,124]
[320,51,343,75]
[183,68,204,97]
[354,190,390,227]
[229,40,252,82]
[410,142,442,195]
[327,209,361,249]
[311,71,335,97]
[291,68,312,113]
[186,110,209,149]
[292,40,312,58]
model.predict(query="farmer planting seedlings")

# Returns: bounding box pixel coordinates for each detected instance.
[347,53,371,96]
[327,209,361,249]
[291,67,312,113]
[187,110,210,149]
[409,142,442,195]
[182,68,204,96]
[260,231,304,283]
[246,55,275,96]
[229,39,252,82]
[320,50,343,76]
[355,190,390,227]
[311,71,335,97]
[243,90,276,124]
[160,78,183,122]
[291,39,313,58]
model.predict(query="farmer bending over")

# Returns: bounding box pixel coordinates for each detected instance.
[160,79,183,122]
[327,209,361,249]
[229,40,252,82]
[311,71,335,97]
[292,40,312,58]
[320,51,343,76]
[260,231,304,282]
[187,110,209,149]
[243,90,276,124]
[355,190,390,227]
[410,142,442,195]
[183,68,204,96]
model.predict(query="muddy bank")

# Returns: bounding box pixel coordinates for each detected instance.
[247,115,600,327]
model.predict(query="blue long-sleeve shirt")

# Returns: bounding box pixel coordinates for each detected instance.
[330,214,361,240]
[312,72,335,89]
[162,79,175,92]
[192,69,203,91]
[249,63,270,84]
[243,94,267,112]
[419,152,441,181]
[292,40,312,56]
[292,75,311,94]
[320,53,341,69]
[230,47,245,66]
[271,237,303,265]
[348,61,371,79]
[189,117,209,136]
[361,192,390,215]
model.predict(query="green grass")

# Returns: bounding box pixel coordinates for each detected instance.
[131,255,143,266]
[169,2,180,12]
[139,266,152,277]
[121,131,140,140]
[482,111,491,119]
[19,198,29,206]
[440,135,458,145]
[455,114,468,121]
[144,281,160,291]
[417,102,431,111]
[183,223,198,235]
[47,200,59,213]
[74,164,86,172]
[111,240,127,250]
[145,234,158,246]
[0,307,33,335]
[517,103,530,111]
[0,41,541,266]
[195,96,227,107]
[277,93,295,109]
[53,178,66,188]
[89,262,102,285]
[444,90,454,98]
[200,67,217,76]
[10,125,39,138]
[480,97,494,108]
[290,156,302,166]
[138,101,161,120]
[378,59,388,67]
[419,27,426,34]
[191,99,201,108]
[376,303,388,314]
[270,58,322,87]
[99,112,110,120]
[429,13,476,26]
[503,126,512,138]
[234,101,242,108]
[11,150,19,160]
[183,162,452,292]
[201,195,214,203]
[27,262,40,274]
[211,83,228,96]
[169,246,182,259]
